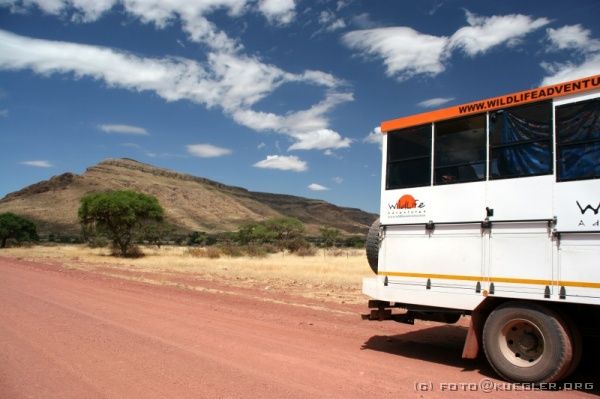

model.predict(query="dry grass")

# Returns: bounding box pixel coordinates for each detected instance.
[1,244,372,304]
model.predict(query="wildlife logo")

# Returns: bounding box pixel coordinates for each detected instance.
[387,194,426,219]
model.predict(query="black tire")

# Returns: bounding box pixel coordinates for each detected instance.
[482,302,573,383]
[366,218,381,274]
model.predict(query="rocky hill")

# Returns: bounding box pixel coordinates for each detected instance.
[0,158,377,236]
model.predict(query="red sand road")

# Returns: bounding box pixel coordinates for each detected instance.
[0,257,597,399]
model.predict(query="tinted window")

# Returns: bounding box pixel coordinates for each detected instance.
[556,98,600,181]
[489,101,552,179]
[434,114,486,185]
[386,124,431,189]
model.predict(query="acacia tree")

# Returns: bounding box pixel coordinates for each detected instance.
[319,226,341,248]
[78,190,164,256]
[0,212,38,248]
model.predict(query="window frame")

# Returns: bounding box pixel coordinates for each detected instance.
[555,97,600,182]
[488,100,554,180]
[385,123,432,190]
[433,113,487,186]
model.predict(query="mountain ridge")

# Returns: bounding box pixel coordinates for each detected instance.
[0,158,377,236]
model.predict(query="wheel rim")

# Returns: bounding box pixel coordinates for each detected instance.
[499,318,545,367]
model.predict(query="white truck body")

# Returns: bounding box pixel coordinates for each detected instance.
[362,74,600,383]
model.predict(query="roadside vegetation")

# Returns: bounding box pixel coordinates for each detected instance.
[1,190,367,259]
[0,212,38,248]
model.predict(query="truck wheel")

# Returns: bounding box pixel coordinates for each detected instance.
[482,302,573,383]
[365,218,381,274]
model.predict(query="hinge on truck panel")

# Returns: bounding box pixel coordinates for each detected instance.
[384,276,388,286]
[544,286,551,299]
[426,278,431,290]
[489,283,495,295]
[475,281,481,293]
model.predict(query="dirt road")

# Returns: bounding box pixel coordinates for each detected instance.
[0,257,597,398]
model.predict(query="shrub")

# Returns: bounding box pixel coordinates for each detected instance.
[244,244,268,258]
[88,236,109,248]
[0,212,38,248]
[186,247,221,259]
[294,246,317,257]
[110,244,144,258]
[218,243,244,257]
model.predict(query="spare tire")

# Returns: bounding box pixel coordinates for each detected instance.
[366,218,381,274]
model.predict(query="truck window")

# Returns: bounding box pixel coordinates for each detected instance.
[556,98,600,181]
[386,124,431,190]
[434,114,486,185]
[489,101,552,179]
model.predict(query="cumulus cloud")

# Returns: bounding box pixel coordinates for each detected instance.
[0,29,353,151]
[541,53,600,86]
[363,126,382,147]
[449,11,549,56]
[258,0,296,25]
[343,27,448,80]
[20,160,53,168]
[332,176,343,184]
[308,183,329,191]
[98,124,148,135]
[343,10,549,80]
[546,25,600,52]
[253,155,307,172]
[417,97,454,108]
[187,143,232,158]
[542,24,600,85]
[1,1,295,50]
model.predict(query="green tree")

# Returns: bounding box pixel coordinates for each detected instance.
[0,212,38,248]
[78,190,164,256]
[319,226,341,248]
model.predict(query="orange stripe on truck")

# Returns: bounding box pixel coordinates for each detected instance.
[381,74,600,132]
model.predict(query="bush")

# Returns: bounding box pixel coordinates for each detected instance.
[218,243,244,257]
[294,246,317,257]
[0,212,38,248]
[243,244,268,258]
[186,247,221,259]
[110,244,144,258]
[88,236,109,248]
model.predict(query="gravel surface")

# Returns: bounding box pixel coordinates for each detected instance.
[0,257,597,398]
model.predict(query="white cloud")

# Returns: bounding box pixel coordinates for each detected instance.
[288,129,352,151]
[343,10,549,80]
[541,53,600,86]
[343,27,448,80]
[2,1,295,51]
[363,126,382,147]
[99,124,148,135]
[308,183,329,191]
[546,25,600,52]
[258,0,295,25]
[257,142,266,149]
[253,155,307,172]
[449,11,549,56]
[417,97,454,108]
[0,29,353,151]
[332,176,343,184]
[318,10,346,32]
[20,160,53,168]
[0,108,7,117]
[187,143,232,158]
[541,24,600,86]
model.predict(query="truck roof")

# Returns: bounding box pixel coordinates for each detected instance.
[381,74,600,133]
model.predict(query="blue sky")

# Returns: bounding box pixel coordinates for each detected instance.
[0,0,599,214]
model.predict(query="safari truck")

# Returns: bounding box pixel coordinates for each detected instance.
[363,74,600,383]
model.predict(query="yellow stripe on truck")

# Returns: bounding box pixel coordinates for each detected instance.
[378,271,600,289]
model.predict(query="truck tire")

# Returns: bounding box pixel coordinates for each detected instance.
[366,218,380,274]
[482,302,573,383]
